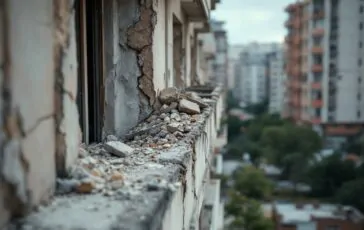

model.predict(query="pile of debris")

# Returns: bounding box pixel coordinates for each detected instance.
[56,87,210,197]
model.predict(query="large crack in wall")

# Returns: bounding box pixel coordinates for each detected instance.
[0,0,30,225]
[127,0,157,117]
[104,0,157,137]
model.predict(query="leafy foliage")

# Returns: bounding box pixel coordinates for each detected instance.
[260,124,322,183]
[306,153,357,198]
[226,192,274,230]
[334,179,364,212]
[233,166,273,200]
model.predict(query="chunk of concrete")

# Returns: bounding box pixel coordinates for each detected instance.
[178,99,200,115]
[104,141,134,157]
[167,122,183,133]
[159,87,180,104]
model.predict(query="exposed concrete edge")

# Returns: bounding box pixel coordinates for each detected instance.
[5,86,223,230]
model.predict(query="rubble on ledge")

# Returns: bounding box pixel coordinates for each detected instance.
[5,87,219,230]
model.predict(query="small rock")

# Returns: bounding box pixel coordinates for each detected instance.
[178,99,200,115]
[147,115,158,123]
[76,180,95,194]
[163,143,172,148]
[159,88,180,104]
[103,190,115,197]
[164,116,171,123]
[160,113,167,119]
[104,141,134,157]
[78,147,88,158]
[158,130,168,138]
[56,179,79,194]
[167,122,183,133]
[106,135,118,142]
[91,168,103,178]
[110,171,124,181]
[149,127,161,136]
[171,113,181,121]
[110,180,123,190]
[184,126,192,133]
[174,131,184,138]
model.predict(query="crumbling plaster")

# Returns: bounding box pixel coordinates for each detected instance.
[104,0,159,138]
[0,0,80,228]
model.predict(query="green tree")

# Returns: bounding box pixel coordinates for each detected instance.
[227,90,240,109]
[307,153,357,198]
[226,192,274,230]
[335,179,364,212]
[261,124,322,184]
[233,166,273,200]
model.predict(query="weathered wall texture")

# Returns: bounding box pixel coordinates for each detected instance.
[103,0,157,138]
[54,0,79,176]
[0,0,79,227]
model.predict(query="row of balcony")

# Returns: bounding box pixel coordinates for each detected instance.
[285,28,324,46]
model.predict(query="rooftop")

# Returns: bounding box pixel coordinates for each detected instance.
[264,203,364,224]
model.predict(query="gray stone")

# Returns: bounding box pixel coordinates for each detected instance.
[158,130,168,138]
[178,99,200,114]
[164,116,171,123]
[167,122,183,133]
[56,179,79,195]
[159,87,180,104]
[106,135,118,142]
[104,141,134,157]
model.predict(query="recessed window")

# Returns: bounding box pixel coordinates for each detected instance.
[358,111,361,118]
[358,93,362,100]
[359,77,362,83]
[360,42,363,48]
[360,23,363,30]
[359,59,363,66]
[360,6,364,13]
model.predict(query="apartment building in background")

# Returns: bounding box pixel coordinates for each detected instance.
[264,203,364,230]
[266,49,286,114]
[0,0,227,229]
[234,43,282,105]
[284,0,364,147]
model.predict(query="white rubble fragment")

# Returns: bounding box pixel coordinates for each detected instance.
[178,99,200,115]
[104,141,134,157]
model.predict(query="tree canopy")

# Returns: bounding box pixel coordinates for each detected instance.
[233,166,273,200]
[225,192,274,230]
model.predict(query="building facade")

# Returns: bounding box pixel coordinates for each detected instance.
[0,0,226,229]
[234,43,281,104]
[285,0,364,139]
[267,50,286,114]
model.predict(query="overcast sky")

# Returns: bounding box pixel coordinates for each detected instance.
[212,0,293,45]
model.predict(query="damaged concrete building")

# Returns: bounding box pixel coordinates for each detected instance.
[0,0,227,229]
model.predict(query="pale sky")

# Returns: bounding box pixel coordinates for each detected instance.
[212,0,293,45]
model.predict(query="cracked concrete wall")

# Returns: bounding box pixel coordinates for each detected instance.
[0,0,79,227]
[104,0,158,138]
[54,0,79,176]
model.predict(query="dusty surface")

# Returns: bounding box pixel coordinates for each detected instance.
[5,90,217,230]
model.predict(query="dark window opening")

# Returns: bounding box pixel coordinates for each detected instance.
[76,0,104,143]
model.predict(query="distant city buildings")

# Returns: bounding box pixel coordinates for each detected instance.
[263,202,364,230]
[284,0,364,141]
[234,42,283,105]
[266,49,286,114]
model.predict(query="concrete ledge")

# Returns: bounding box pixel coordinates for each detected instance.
[6,86,223,230]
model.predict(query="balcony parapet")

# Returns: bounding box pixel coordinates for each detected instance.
[181,0,212,22]
[7,85,225,230]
